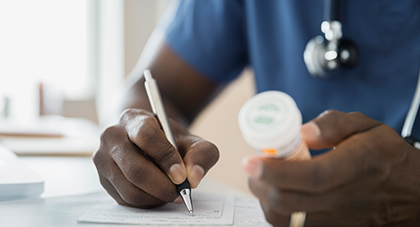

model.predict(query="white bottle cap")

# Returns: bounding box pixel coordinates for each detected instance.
[238,91,302,157]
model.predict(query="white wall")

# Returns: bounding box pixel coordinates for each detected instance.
[95,0,171,127]
[124,0,170,76]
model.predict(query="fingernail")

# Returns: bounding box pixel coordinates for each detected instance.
[169,164,186,184]
[242,156,262,179]
[301,121,320,142]
[173,196,183,204]
[189,165,205,189]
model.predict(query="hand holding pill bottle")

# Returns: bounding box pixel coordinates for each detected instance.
[238,91,311,161]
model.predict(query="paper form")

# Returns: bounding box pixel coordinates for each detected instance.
[232,198,271,227]
[77,193,235,226]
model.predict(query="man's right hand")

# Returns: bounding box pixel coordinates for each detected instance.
[93,108,219,208]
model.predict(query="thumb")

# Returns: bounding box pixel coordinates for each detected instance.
[301,110,382,150]
[177,135,220,188]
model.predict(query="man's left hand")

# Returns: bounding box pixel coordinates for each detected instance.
[243,110,420,227]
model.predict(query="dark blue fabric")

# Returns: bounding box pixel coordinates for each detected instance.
[166,0,420,154]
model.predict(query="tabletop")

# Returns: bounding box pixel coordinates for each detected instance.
[0,156,258,227]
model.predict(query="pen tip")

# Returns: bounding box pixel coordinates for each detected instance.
[190,210,194,216]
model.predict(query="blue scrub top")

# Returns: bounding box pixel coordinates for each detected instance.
[165,0,420,150]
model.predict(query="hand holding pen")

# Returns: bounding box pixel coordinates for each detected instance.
[144,70,193,215]
[93,69,219,210]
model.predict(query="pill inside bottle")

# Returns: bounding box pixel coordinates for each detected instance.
[238,91,311,161]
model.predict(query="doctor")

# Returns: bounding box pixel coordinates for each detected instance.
[93,1,420,226]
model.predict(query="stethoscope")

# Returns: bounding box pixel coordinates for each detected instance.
[303,0,420,149]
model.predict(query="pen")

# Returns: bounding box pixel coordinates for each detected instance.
[143,69,194,216]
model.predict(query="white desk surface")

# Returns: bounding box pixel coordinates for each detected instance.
[0,156,253,227]
[19,156,103,197]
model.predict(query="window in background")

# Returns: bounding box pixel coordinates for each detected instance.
[0,0,93,122]
[0,0,174,125]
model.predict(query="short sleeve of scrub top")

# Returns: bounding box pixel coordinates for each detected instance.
[165,0,248,84]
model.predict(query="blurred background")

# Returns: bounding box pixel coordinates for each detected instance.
[0,0,256,195]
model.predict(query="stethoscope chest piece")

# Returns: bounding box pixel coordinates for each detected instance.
[304,20,358,79]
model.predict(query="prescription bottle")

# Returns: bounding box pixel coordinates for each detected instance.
[238,91,311,161]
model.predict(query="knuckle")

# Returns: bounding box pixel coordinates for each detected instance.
[92,149,102,165]
[316,110,345,139]
[348,111,368,119]
[321,109,355,127]
[319,109,341,120]
[94,126,125,168]
[121,108,135,116]
[153,144,177,165]
[189,139,220,166]
[99,126,121,143]
[378,125,405,148]
[125,163,148,185]
[327,110,347,128]
[200,141,220,165]
[119,108,137,124]
[138,117,160,144]
[119,108,152,126]
[120,108,139,120]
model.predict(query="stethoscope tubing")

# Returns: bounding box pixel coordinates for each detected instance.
[402,66,420,148]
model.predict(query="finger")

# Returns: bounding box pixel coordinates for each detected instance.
[260,201,347,227]
[121,109,186,184]
[248,177,270,203]
[96,126,178,203]
[177,135,219,188]
[248,178,334,215]
[94,140,169,208]
[98,174,166,208]
[301,110,381,150]
[259,202,290,227]
[111,139,179,202]
[243,124,390,192]
[98,174,127,205]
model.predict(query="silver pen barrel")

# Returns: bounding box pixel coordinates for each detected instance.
[144,70,194,215]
